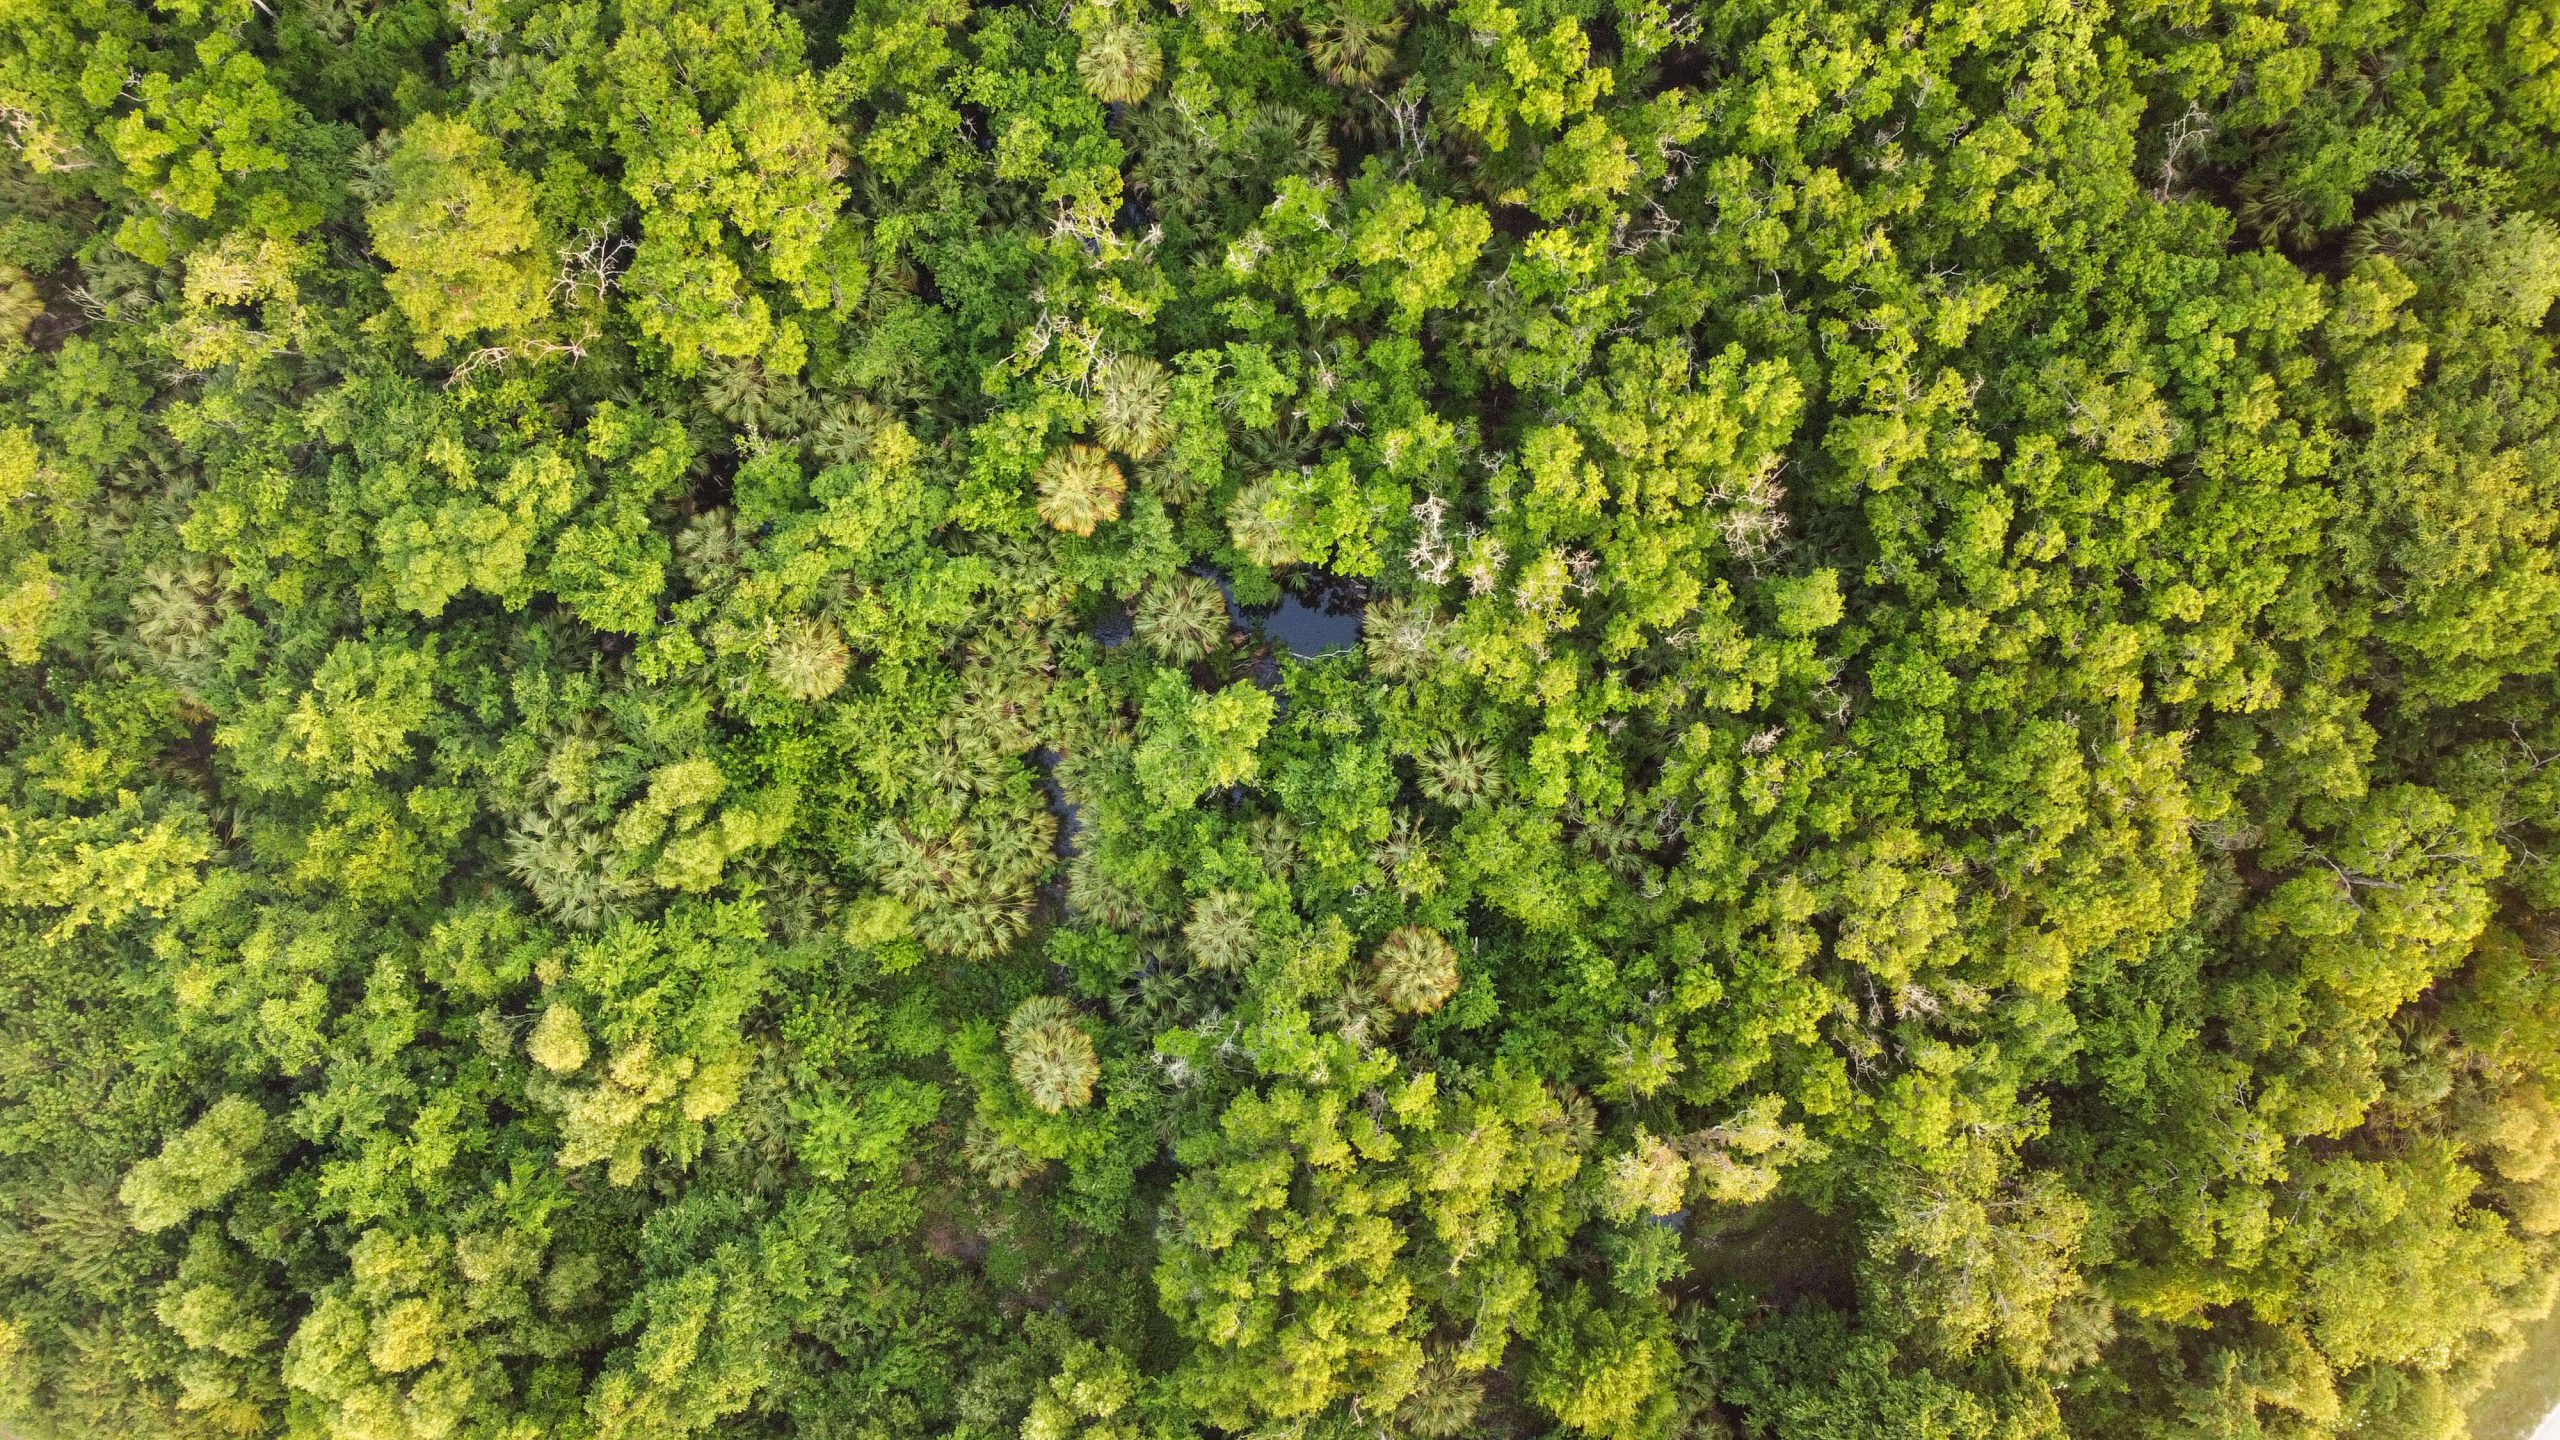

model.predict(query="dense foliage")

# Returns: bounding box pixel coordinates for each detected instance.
[4,0,2560,1435]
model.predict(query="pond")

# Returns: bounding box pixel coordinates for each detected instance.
[1256,588,1364,657]
[1088,568,1367,695]
[1208,567,1366,659]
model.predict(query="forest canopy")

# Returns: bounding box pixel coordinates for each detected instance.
[3,0,2560,1437]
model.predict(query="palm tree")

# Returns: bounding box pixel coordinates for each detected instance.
[1321,972,1390,1047]
[1242,813,1301,882]
[1077,19,1162,104]
[1069,850,1168,934]
[969,798,1057,894]
[1418,734,1504,809]
[1120,955,1214,1032]
[964,1118,1047,1189]
[1573,802,1656,881]
[1005,996,1100,1113]
[1182,888,1260,971]
[869,821,971,906]
[1225,477,1303,566]
[867,816,1043,960]
[505,802,639,929]
[1093,353,1173,457]
[913,891,1032,961]
[1303,0,1406,87]
[1362,595,1442,680]
[1133,572,1230,662]
[703,357,777,430]
[129,558,235,697]
[953,646,1053,754]
[1369,924,1458,1015]
[1373,813,1440,900]
[798,393,887,465]
[768,615,851,701]
[1544,1085,1599,1152]
[1397,1356,1485,1439]
[915,741,991,807]
[1037,444,1127,536]
[1138,455,1209,508]
[675,508,742,593]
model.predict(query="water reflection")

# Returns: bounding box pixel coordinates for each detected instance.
[1202,567,1366,658]
[1092,600,1133,650]
[1029,747,1081,857]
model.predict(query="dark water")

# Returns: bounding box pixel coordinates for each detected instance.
[1092,601,1133,650]
[1029,747,1081,856]
[1200,567,1366,658]
[1258,589,1363,656]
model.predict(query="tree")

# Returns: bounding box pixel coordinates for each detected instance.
[1523,1286,1679,1440]
[119,1097,267,1234]
[1092,354,1172,459]
[767,616,851,701]
[1134,671,1275,810]
[367,115,553,358]
[1369,925,1458,1015]
[1075,18,1161,105]
[1006,996,1101,1113]
[1038,445,1128,537]
[1132,572,1229,662]
[9,0,2560,1437]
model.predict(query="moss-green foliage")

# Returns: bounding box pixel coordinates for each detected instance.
[2,0,2560,1437]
